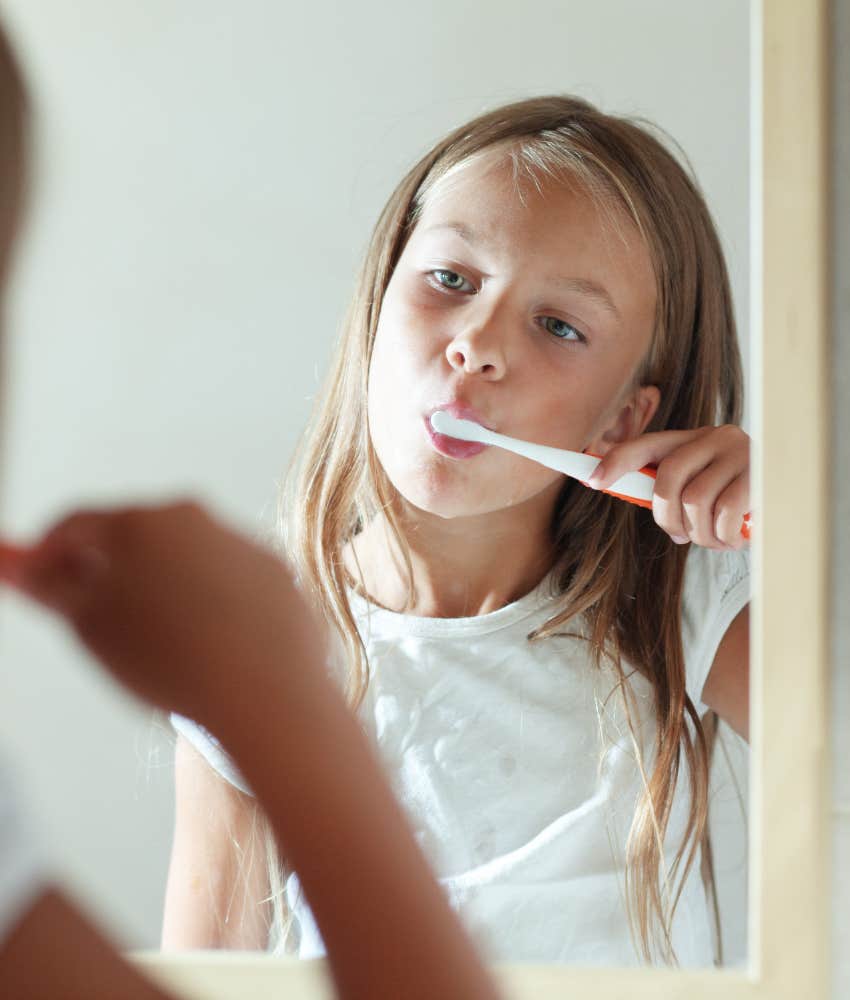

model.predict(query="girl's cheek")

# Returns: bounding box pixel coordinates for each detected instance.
[397,289,444,324]
[382,280,423,325]
[384,304,446,363]
[392,270,449,312]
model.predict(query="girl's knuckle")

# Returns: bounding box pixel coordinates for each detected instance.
[652,465,680,498]
[721,424,747,449]
[680,483,706,508]
[715,504,746,547]
[661,452,692,484]
[652,499,680,535]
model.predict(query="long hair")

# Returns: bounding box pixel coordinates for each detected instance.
[267,95,742,964]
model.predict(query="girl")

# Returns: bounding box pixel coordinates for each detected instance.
[167,95,751,968]
[0,20,501,1000]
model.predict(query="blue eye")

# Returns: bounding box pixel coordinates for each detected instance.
[431,269,473,292]
[542,316,586,343]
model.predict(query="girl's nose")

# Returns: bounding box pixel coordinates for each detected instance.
[444,315,508,379]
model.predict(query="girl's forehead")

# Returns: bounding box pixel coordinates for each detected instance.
[417,152,638,252]
[414,153,651,282]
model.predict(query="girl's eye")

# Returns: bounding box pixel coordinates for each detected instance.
[430,269,474,293]
[542,316,586,344]
[426,272,587,344]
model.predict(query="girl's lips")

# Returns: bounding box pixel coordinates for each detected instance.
[424,416,487,459]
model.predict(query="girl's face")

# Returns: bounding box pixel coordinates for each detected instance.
[367,154,660,521]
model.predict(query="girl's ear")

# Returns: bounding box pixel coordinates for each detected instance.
[585,384,661,456]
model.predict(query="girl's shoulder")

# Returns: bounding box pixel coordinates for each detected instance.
[680,545,751,709]
[682,543,751,610]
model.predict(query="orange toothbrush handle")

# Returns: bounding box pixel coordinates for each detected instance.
[600,463,656,510]
[593,461,752,539]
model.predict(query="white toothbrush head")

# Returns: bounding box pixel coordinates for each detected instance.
[430,409,600,482]
[429,411,490,442]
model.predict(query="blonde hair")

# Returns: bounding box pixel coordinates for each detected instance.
[264,95,742,964]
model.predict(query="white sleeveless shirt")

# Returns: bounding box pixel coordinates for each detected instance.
[173,543,749,967]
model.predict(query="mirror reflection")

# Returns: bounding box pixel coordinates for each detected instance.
[0,0,750,971]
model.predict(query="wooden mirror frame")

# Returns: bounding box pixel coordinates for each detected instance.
[136,1,832,996]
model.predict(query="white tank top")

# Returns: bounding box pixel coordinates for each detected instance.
[173,544,749,967]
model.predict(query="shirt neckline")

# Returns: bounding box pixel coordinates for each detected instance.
[345,570,561,639]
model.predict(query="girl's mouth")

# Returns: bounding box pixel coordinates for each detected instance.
[423,414,487,459]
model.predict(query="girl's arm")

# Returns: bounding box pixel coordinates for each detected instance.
[161,735,271,951]
[701,604,750,741]
[588,425,751,740]
[0,503,503,1000]
[217,634,502,1000]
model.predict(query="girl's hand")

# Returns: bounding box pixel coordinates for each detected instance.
[0,503,506,1000]
[0,501,328,728]
[586,425,751,549]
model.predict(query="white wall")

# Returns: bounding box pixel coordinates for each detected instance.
[0,0,750,954]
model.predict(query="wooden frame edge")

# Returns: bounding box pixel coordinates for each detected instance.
[754,0,831,997]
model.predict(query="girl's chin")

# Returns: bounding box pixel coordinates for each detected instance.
[392,481,520,522]
[378,449,548,519]
[388,464,565,522]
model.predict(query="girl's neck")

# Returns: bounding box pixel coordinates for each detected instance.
[342,487,560,618]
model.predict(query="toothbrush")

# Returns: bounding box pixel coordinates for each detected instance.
[429,411,751,540]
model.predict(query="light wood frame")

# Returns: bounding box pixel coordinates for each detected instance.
[135,1,832,996]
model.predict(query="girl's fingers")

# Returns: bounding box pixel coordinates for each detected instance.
[663,457,743,548]
[0,511,112,616]
[0,541,35,583]
[586,428,711,488]
[714,471,751,548]
[588,425,750,548]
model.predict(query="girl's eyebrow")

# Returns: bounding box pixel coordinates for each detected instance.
[421,221,621,320]
[422,221,478,244]
[549,275,621,319]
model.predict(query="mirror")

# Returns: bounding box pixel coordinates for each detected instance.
[0,0,753,976]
